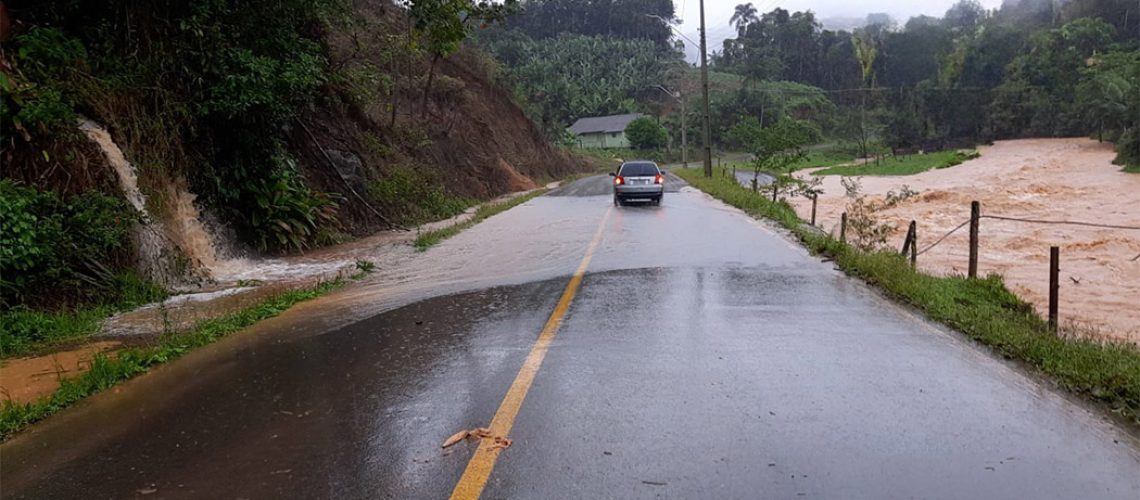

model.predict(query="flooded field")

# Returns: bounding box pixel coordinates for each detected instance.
[792,138,1140,344]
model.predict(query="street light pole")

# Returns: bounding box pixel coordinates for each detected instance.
[698,0,712,178]
[680,94,687,168]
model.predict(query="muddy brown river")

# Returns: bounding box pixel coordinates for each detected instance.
[792,138,1140,344]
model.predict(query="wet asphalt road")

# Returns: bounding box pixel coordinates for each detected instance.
[3,173,1139,499]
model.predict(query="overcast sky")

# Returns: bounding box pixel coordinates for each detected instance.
[673,0,1005,61]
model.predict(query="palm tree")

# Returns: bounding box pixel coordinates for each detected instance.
[851,30,878,159]
[730,3,759,36]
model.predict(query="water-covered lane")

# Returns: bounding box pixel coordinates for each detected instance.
[3,176,1138,499]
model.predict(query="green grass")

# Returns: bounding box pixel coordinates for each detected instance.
[367,166,475,226]
[814,150,978,176]
[1,273,167,358]
[0,273,366,441]
[675,168,1140,427]
[789,149,859,171]
[414,189,549,250]
[1123,163,1140,173]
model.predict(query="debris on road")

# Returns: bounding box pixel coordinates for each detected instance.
[489,436,512,451]
[441,427,493,448]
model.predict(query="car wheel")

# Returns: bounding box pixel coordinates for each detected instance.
[613,195,620,206]
[653,196,661,206]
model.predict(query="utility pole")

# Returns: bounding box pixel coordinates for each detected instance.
[699,0,713,178]
[680,92,687,168]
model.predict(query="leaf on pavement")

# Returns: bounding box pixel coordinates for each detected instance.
[441,430,469,448]
[442,427,494,448]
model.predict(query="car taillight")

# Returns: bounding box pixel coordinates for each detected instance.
[655,174,664,184]
[614,176,624,185]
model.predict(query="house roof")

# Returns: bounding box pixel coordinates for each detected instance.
[569,113,644,135]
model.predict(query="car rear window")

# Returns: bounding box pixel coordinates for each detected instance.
[619,163,658,176]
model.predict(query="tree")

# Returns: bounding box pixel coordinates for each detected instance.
[851,29,878,157]
[730,3,759,36]
[882,91,925,156]
[727,116,764,150]
[625,116,669,149]
[409,0,516,117]
[1078,52,1138,139]
[944,0,987,31]
[478,32,666,135]
[745,119,816,197]
[497,0,677,49]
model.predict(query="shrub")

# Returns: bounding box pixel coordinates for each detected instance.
[0,180,140,307]
[625,116,668,150]
[367,166,471,225]
[1114,127,1139,172]
[1,27,87,140]
[246,157,340,252]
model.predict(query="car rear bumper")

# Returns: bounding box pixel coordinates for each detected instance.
[614,186,663,198]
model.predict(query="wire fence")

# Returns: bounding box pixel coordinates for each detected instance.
[912,214,1140,257]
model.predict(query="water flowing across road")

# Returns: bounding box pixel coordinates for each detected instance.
[3,173,1138,498]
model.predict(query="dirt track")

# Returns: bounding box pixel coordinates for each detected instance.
[793,138,1140,344]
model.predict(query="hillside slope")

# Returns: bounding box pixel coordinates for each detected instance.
[0,0,585,306]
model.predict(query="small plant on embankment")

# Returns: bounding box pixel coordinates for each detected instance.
[675,168,1140,427]
[0,267,376,441]
[414,189,549,250]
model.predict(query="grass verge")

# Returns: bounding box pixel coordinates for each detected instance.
[0,272,366,441]
[1,274,167,358]
[414,189,549,250]
[814,150,978,176]
[675,168,1140,427]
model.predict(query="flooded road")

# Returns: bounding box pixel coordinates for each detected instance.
[3,173,1138,499]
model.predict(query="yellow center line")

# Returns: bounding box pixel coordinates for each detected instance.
[449,206,613,500]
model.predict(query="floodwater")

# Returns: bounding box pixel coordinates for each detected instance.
[5,174,1139,499]
[100,186,560,338]
[791,138,1140,344]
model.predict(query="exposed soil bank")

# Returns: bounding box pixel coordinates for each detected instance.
[792,138,1140,344]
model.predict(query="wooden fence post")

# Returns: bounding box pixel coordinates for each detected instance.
[840,212,848,244]
[810,194,818,226]
[1049,246,1059,333]
[909,220,917,268]
[900,221,916,261]
[968,200,980,278]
